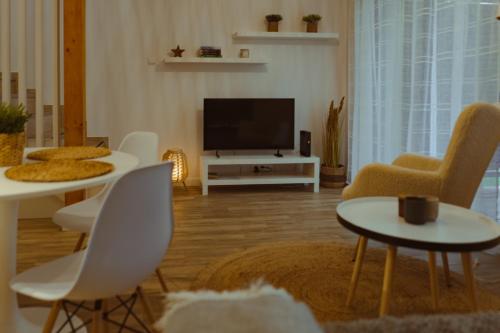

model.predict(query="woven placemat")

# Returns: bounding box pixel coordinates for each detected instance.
[5,159,114,182]
[27,146,111,161]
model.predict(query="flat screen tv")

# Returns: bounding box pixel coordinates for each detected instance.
[203,98,295,151]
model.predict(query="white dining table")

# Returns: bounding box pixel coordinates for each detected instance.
[0,148,138,332]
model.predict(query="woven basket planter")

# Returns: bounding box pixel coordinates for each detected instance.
[0,132,25,167]
[320,165,346,188]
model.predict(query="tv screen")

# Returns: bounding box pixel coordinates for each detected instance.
[203,98,295,151]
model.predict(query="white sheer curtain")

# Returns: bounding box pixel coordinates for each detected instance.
[349,0,500,221]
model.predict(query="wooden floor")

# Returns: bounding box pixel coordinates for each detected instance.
[17,185,500,331]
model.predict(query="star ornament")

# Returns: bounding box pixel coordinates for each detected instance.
[171,45,185,57]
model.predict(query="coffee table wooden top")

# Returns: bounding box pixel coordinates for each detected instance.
[337,197,500,252]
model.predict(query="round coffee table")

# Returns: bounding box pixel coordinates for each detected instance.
[336,197,500,316]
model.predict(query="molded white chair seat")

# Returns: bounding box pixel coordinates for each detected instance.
[53,197,101,233]
[11,252,85,301]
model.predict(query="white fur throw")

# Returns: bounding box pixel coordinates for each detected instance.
[155,282,323,333]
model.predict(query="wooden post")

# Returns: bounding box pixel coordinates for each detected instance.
[64,0,86,204]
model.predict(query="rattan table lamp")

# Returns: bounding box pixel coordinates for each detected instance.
[162,148,188,189]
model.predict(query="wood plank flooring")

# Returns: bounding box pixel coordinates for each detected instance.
[17,185,500,331]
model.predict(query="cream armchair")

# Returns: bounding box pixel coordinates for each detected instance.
[343,103,500,285]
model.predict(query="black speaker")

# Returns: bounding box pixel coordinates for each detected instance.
[300,130,311,157]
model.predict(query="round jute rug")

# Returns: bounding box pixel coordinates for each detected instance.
[191,242,500,322]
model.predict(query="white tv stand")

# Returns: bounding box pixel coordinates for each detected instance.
[200,153,320,195]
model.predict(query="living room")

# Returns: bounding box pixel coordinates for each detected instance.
[0,0,499,332]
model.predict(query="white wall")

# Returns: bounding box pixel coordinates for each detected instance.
[87,0,350,184]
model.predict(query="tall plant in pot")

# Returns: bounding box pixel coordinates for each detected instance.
[321,97,346,188]
[0,103,29,167]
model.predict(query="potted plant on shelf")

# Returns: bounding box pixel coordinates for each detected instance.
[303,14,322,32]
[265,14,282,32]
[0,103,29,167]
[320,97,346,188]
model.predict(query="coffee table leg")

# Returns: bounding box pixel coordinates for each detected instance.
[428,251,439,310]
[461,252,478,311]
[441,252,451,287]
[346,236,368,306]
[379,245,397,316]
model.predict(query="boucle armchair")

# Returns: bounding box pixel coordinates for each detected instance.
[343,103,500,285]
[343,103,500,207]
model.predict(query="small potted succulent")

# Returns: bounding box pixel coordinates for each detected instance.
[265,14,282,32]
[0,103,29,167]
[303,14,322,32]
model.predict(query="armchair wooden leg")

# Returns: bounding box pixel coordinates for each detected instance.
[379,245,397,316]
[441,252,451,287]
[136,286,156,325]
[428,251,439,310]
[155,268,169,293]
[43,301,62,333]
[73,233,87,252]
[92,300,103,333]
[461,252,478,311]
[346,236,368,306]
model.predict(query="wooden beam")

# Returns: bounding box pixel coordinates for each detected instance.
[64,0,86,204]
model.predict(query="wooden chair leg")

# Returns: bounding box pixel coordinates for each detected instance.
[43,301,61,333]
[352,236,361,262]
[461,252,478,311]
[346,236,368,306]
[91,300,103,333]
[102,300,110,333]
[441,252,451,287]
[428,251,439,310]
[379,245,397,316]
[136,286,156,325]
[73,233,87,252]
[155,268,169,293]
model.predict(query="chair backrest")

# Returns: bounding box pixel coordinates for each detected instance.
[66,162,174,300]
[439,103,500,208]
[118,131,159,167]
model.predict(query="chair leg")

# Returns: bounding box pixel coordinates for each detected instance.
[441,252,451,287]
[92,300,103,333]
[102,300,110,333]
[379,245,397,316]
[155,268,169,293]
[73,233,87,252]
[43,301,61,333]
[346,236,368,306]
[428,251,439,310]
[136,286,156,325]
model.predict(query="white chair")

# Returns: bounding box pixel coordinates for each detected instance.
[11,162,174,333]
[53,132,169,292]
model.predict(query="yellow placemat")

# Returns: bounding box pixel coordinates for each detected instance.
[27,146,111,161]
[5,160,114,182]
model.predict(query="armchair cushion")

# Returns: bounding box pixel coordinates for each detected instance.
[392,153,442,171]
[342,163,441,200]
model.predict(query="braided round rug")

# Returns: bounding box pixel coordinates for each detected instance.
[191,242,500,322]
[27,146,111,161]
[5,159,114,182]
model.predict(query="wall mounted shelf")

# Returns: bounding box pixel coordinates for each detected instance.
[232,32,339,41]
[163,57,268,64]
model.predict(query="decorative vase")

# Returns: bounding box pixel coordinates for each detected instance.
[306,22,318,33]
[320,165,346,188]
[0,132,25,167]
[267,21,279,32]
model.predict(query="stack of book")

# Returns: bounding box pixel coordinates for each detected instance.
[199,46,222,58]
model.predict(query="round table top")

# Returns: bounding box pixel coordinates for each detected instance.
[0,148,139,200]
[336,197,500,252]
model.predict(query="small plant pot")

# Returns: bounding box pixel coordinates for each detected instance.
[320,165,346,188]
[267,21,279,32]
[306,22,318,33]
[0,132,25,167]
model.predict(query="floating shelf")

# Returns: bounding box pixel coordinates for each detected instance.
[232,32,339,41]
[163,57,268,64]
